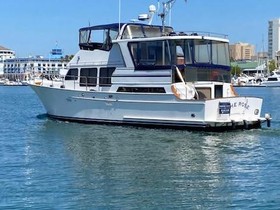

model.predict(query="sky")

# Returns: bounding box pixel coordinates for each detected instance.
[1,0,280,57]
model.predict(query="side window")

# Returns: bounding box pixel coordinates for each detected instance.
[65,68,78,80]
[128,40,171,70]
[80,68,97,86]
[194,40,211,63]
[99,67,115,86]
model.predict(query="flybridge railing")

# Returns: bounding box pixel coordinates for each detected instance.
[68,61,123,67]
[170,31,228,39]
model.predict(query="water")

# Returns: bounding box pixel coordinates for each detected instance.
[0,86,280,209]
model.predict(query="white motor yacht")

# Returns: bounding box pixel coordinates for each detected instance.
[29,1,271,131]
[262,70,280,87]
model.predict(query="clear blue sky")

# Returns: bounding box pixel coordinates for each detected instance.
[1,0,279,57]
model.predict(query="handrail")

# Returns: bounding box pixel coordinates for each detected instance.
[173,31,228,39]
[62,75,112,90]
[68,61,123,67]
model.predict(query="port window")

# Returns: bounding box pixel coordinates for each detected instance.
[212,41,230,66]
[194,40,211,63]
[215,85,223,98]
[80,68,97,86]
[65,68,78,80]
[99,67,115,86]
[128,40,171,70]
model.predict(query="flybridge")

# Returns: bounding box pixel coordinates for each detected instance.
[78,22,228,53]
[78,23,173,51]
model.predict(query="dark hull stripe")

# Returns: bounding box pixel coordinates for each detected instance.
[47,114,262,132]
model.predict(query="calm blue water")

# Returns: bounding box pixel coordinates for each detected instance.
[0,86,280,209]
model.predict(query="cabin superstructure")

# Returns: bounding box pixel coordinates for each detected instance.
[65,23,232,100]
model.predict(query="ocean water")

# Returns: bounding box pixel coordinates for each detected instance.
[0,86,280,209]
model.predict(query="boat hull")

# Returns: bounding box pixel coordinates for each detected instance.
[30,85,264,131]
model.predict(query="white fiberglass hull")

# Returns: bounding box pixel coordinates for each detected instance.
[262,81,280,87]
[30,84,266,131]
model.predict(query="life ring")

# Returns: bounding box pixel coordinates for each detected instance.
[171,82,196,100]
[171,83,181,99]
[172,66,199,100]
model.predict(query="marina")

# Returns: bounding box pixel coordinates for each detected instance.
[1,0,280,209]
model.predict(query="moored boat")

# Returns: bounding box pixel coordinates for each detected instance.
[262,70,280,87]
[29,1,271,131]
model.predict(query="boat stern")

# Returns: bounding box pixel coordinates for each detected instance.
[204,97,271,129]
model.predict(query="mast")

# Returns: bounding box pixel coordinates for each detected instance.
[118,0,121,32]
[159,0,175,34]
[159,0,187,34]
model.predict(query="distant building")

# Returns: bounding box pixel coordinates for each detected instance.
[231,61,268,76]
[276,51,280,68]
[268,18,280,60]
[3,47,67,81]
[0,45,15,76]
[49,45,63,59]
[229,42,255,61]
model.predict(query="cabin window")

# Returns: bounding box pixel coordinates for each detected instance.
[169,39,230,83]
[184,66,231,83]
[194,40,211,63]
[80,68,97,86]
[65,68,78,80]
[123,25,145,39]
[169,39,230,66]
[129,40,171,70]
[166,40,194,65]
[142,25,162,38]
[267,77,278,81]
[211,41,230,66]
[99,67,115,86]
[79,28,118,51]
[191,40,230,66]
[80,30,90,44]
[122,24,172,39]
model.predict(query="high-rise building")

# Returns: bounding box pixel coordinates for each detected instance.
[268,18,280,60]
[229,42,255,61]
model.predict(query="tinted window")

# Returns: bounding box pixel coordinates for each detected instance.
[80,68,97,86]
[99,67,115,86]
[129,40,172,70]
[65,68,78,80]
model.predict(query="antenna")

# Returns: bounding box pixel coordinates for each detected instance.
[137,0,187,27]
[159,0,187,34]
[159,0,176,34]
[118,0,121,32]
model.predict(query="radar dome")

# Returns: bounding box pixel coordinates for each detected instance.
[149,5,156,13]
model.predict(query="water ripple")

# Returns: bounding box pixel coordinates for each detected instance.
[0,86,280,209]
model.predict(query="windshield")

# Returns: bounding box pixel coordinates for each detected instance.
[128,40,172,70]
[171,39,230,66]
[128,38,231,82]
[79,26,119,51]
